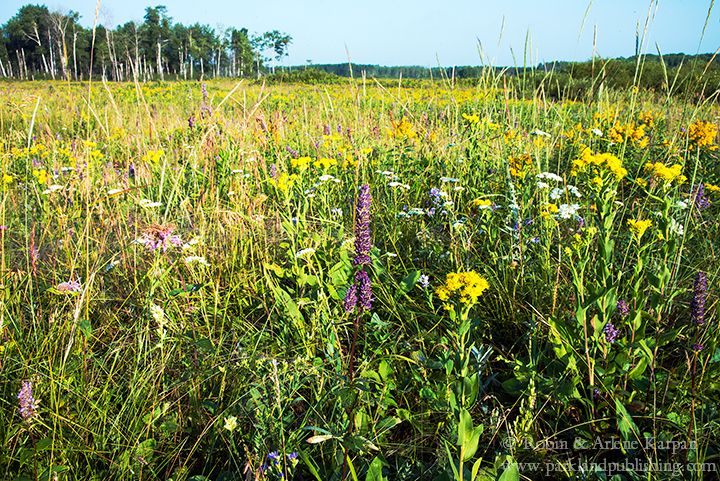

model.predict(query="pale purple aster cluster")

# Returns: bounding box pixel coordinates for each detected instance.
[285,145,299,158]
[138,225,183,253]
[616,299,629,318]
[603,322,619,343]
[56,280,82,293]
[345,185,373,313]
[18,381,38,421]
[418,274,430,289]
[269,163,278,180]
[691,272,708,325]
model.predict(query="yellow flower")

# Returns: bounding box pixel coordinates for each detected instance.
[436,271,489,307]
[291,156,312,170]
[644,162,686,185]
[142,149,165,163]
[270,172,297,195]
[627,219,652,242]
[687,120,718,150]
[509,153,533,179]
[224,416,238,432]
[705,183,720,193]
[2,173,12,184]
[388,117,417,140]
[32,169,48,185]
[571,148,627,181]
[472,198,493,208]
[313,157,337,169]
[635,178,648,188]
[462,113,480,124]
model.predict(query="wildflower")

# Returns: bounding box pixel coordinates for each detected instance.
[32,169,49,185]
[536,172,563,182]
[627,219,652,242]
[352,185,372,266]
[692,344,704,353]
[343,284,358,312]
[224,416,238,432]
[603,322,619,343]
[269,163,277,180]
[139,199,163,208]
[345,184,373,314]
[2,173,12,184]
[690,272,708,325]
[668,218,684,237]
[557,203,580,219]
[184,256,210,266]
[436,271,489,307]
[462,113,480,124]
[616,299,630,318]
[137,224,183,252]
[571,148,627,181]
[268,451,280,463]
[295,247,316,259]
[687,120,717,150]
[18,381,38,421]
[472,198,493,209]
[141,150,164,164]
[418,274,430,288]
[287,452,299,461]
[644,162,686,185]
[56,280,82,293]
[692,184,711,210]
[509,153,533,179]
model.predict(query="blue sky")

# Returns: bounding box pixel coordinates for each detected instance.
[1,1,719,66]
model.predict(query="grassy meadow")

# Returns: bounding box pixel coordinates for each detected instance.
[0,74,719,480]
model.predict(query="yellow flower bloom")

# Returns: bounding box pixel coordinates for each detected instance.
[644,162,686,185]
[32,169,48,185]
[627,219,652,242]
[313,157,337,169]
[705,183,720,193]
[462,113,480,124]
[571,148,627,181]
[435,271,489,307]
[687,120,718,150]
[472,198,493,208]
[2,173,12,184]
[141,149,165,163]
[509,153,533,179]
[291,156,312,170]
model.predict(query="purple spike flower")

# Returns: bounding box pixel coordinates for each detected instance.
[691,272,708,325]
[18,381,38,421]
[343,284,358,312]
[352,185,372,266]
[269,163,278,180]
[603,322,619,343]
[616,299,629,318]
[356,269,373,311]
[692,184,711,210]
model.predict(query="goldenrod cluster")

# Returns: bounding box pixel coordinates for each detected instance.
[608,122,649,148]
[638,111,656,128]
[687,120,718,150]
[627,219,652,242]
[388,117,417,140]
[509,153,533,179]
[462,113,480,124]
[644,162,686,185]
[270,172,298,194]
[571,148,627,181]
[142,149,165,163]
[436,271,489,306]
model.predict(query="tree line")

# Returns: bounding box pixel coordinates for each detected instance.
[0,4,292,81]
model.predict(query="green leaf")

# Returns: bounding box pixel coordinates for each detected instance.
[396,270,421,297]
[365,457,388,481]
[615,399,639,442]
[497,459,519,481]
[78,319,92,339]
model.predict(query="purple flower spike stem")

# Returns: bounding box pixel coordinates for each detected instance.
[352,184,372,267]
[691,272,708,325]
[341,184,373,481]
[18,381,38,421]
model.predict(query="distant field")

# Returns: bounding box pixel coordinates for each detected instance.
[1,77,719,480]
